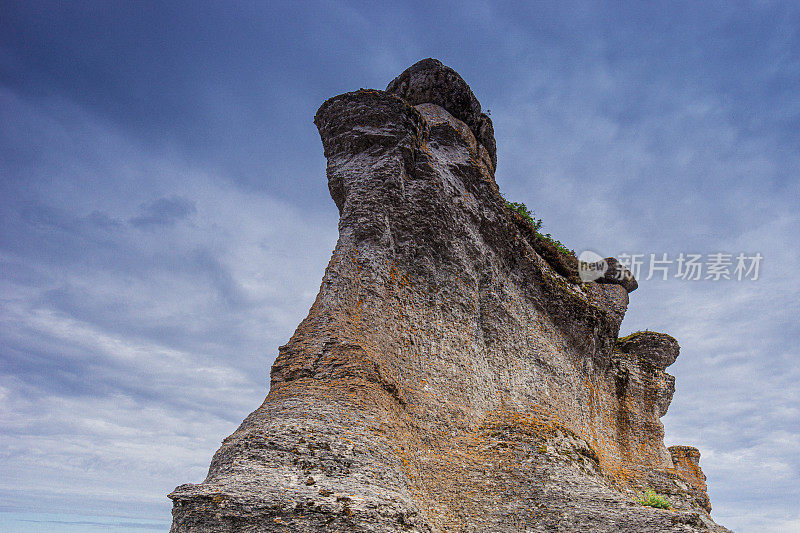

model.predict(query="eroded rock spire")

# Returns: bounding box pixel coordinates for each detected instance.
[169,59,729,533]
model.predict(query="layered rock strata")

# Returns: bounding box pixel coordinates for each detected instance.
[169,59,730,532]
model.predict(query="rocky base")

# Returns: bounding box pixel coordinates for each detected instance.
[170,409,728,532]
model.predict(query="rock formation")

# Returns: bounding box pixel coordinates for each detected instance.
[169,59,731,532]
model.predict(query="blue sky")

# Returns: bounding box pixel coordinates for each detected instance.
[1,2,798,532]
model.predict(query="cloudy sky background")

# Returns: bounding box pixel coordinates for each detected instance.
[1,2,798,531]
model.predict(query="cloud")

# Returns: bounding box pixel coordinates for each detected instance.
[129,196,196,229]
[0,75,338,521]
[0,513,170,533]
[15,518,165,530]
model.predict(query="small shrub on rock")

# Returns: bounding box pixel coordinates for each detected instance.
[505,200,542,232]
[637,489,672,509]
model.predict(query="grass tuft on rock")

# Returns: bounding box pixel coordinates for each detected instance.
[637,489,672,509]
[505,201,543,232]
[503,199,575,261]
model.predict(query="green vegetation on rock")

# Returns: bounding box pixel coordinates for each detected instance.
[503,199,574,258]
[536,231,574,258]
[637,489,672,509]
[505,200,542,232]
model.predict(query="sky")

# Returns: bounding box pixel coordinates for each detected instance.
[1,1,798,532]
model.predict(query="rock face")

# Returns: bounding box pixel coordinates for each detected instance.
[386,58,497,170]
[169,60,731,532]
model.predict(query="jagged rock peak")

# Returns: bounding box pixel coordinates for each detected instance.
[387,58,497,170]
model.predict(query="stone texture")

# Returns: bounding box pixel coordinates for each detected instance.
[169,61,730,532]
[616,331,680,371]
[669,446,711,513]
[386,58,497,171]
[597,257,640,293]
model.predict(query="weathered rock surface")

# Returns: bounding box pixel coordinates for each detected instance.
[387,58,497,171]
[597,257,640,293]
[169,60,731,532]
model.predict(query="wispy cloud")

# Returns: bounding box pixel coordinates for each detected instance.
[0,76,338,521]
[129,196,196,229]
